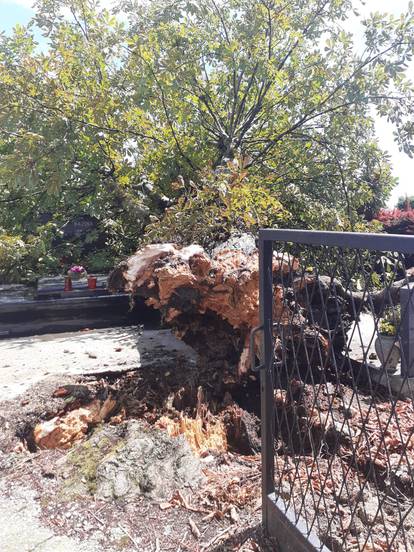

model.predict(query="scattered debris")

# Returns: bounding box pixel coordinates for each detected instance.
[156,415,227,456]
[0,330,269,551]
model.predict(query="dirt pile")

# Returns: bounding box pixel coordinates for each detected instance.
[0,330,269,551]
[15,348,262,457]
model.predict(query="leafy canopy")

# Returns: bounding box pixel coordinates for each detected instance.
[0,0,414,279]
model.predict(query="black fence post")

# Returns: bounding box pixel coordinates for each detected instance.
[259,234,274,533]
[400,282,414,379]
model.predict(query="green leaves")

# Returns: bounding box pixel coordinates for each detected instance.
[0,0,414,281]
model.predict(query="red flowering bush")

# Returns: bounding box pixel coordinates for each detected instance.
[376,208,414,235]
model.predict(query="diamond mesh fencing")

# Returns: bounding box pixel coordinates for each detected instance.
[259,231,414,552]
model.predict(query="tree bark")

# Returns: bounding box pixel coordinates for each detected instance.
[108,235,298,375]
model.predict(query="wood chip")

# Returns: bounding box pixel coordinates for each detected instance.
[201,526,233,550]
[159,502,172,511]
[189,517,201,539]
[230,506,239,523]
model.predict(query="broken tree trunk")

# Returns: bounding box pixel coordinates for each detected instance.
[108,235,304,376]
[109,235,414,380]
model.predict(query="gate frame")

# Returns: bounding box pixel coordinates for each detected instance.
[258,229,414,550]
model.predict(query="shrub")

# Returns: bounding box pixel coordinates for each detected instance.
[379,306,401,336]
[0,235,29,283]
[0,224,61,284]
[376,208,414,235]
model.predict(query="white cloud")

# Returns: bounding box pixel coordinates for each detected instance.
[358,0,409,16]
[375,118,413,204]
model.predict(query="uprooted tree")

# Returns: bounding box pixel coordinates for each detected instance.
[109,234,414,382]
[109,235,273,376]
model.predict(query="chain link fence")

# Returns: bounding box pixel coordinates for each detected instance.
[258,230,414,552]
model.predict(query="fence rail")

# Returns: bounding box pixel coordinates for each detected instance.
[258,229,414,551]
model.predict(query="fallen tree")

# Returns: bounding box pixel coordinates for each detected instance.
[108,235,335,378]
[109,236,281,376]
[109,234,414,383]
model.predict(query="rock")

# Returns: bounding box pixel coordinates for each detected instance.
[95,420,203,501]
[357,497,380,525]
[34,408,91,449]
[211,233,257,257]
[0,375,79,453]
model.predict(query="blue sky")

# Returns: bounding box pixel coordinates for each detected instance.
[0,0,412,206]
[0,1,32,33]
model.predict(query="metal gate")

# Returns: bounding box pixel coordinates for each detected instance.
[258,229,414,551]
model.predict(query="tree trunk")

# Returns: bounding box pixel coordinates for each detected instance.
[108,235,330,378]
[109,234,414,382]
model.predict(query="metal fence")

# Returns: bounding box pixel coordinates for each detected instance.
[258,229,414,552]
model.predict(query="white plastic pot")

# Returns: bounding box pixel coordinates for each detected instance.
[374,335,400,373]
